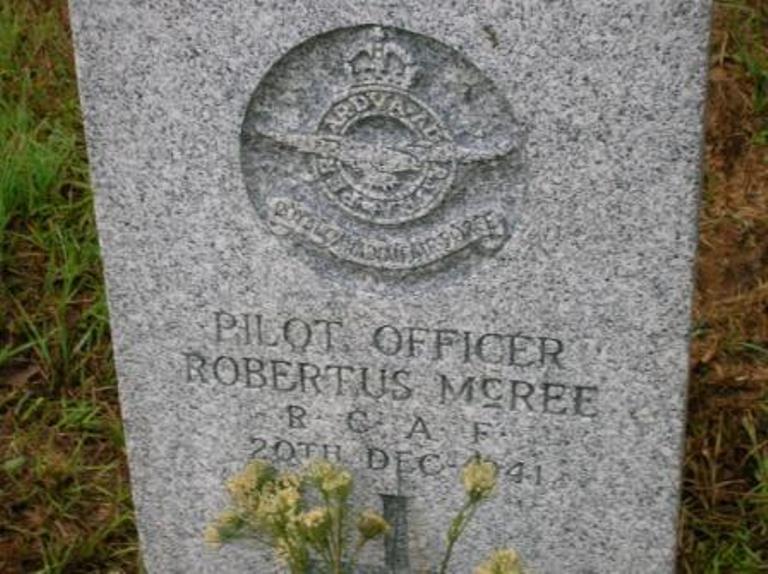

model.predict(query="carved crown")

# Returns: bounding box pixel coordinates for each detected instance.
[346,27,416,90]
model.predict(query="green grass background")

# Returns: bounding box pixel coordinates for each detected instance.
[1,1,766,572]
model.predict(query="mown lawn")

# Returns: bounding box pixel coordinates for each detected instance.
[1,1,766,572]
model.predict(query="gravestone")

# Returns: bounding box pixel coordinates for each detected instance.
[70,1,713,572]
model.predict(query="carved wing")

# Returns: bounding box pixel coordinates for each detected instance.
[405,138,518,164]
[262,131,423,174]
[261,130,517,171]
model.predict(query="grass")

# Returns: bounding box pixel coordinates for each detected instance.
[0,0,766,572]
[0,1,138,572]
[679,1,768,572]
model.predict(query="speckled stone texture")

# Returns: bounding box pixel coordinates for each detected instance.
[70,2,712,573]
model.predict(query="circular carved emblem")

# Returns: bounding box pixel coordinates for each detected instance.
[241,25,524,271]
[315,87,455,225]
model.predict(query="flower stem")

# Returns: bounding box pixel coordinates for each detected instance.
[438,500,479,574]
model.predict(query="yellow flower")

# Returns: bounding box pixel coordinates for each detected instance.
[226,459,274,505]
[274,537,293,565]
[473,548,522,574]
[276,483,301,510]
[299,506,332,543]
[322,469,352,498]
[461,457,497,501]
[301,506,330,529]
[204,509,243,545]
[217,510,240,526]
[306,459,335,482]
[280,472,301,490]
[257,483,299,524]
[357,509,390,542]
[306,460,352,499]
[203,524,222,548]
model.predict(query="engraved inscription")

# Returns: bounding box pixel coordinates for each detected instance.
[189,309,601,571]
[187,309,599,472]
[241,25,524,271]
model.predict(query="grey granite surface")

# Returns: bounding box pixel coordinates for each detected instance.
[70,1,712,572]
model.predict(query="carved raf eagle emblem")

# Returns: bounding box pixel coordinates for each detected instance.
[241,25,524,271]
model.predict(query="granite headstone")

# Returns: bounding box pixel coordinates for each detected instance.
[70,1,712,572]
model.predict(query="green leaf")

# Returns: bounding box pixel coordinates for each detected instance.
[3,455,27,474]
